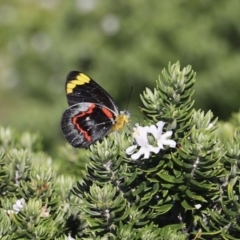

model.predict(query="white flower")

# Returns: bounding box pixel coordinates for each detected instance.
[151,121,176,149]
[12,198,25,214]
[126,121,176,160]
[194,204,202,209]
[126,124,160,160]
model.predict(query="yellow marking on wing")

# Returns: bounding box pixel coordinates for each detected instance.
[78,73,90,83]
[66,73,91,94]
[67,83,76,89]
[67,88,74,94]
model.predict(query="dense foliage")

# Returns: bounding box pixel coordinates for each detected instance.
[1,62,240,239]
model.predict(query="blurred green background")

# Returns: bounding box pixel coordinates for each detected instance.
[1,0,240,155]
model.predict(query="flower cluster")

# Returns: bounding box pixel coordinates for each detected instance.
[126,121,176,160]
[13,198,25,213]
[6,198,25,215]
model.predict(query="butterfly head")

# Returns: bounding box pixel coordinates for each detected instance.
[111,110,130,132]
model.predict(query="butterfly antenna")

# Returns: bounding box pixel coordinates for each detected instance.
[126,86,133,111]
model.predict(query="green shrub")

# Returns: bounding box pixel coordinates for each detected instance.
[1,62,240,239]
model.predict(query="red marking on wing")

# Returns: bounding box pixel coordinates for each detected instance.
[101,107,114,118]
[72,103,95,142]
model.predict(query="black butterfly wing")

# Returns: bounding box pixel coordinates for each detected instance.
[61,102,114,148]
[65,71,119,113]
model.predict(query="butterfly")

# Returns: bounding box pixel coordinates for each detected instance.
[61,71,130,148]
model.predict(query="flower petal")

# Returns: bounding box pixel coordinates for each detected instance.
[131,149,145,160]
[134,126,149,146]
[161,130,173,138]
[126,145,137,155]
[163,139,176,148]
[156,121,165,130]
